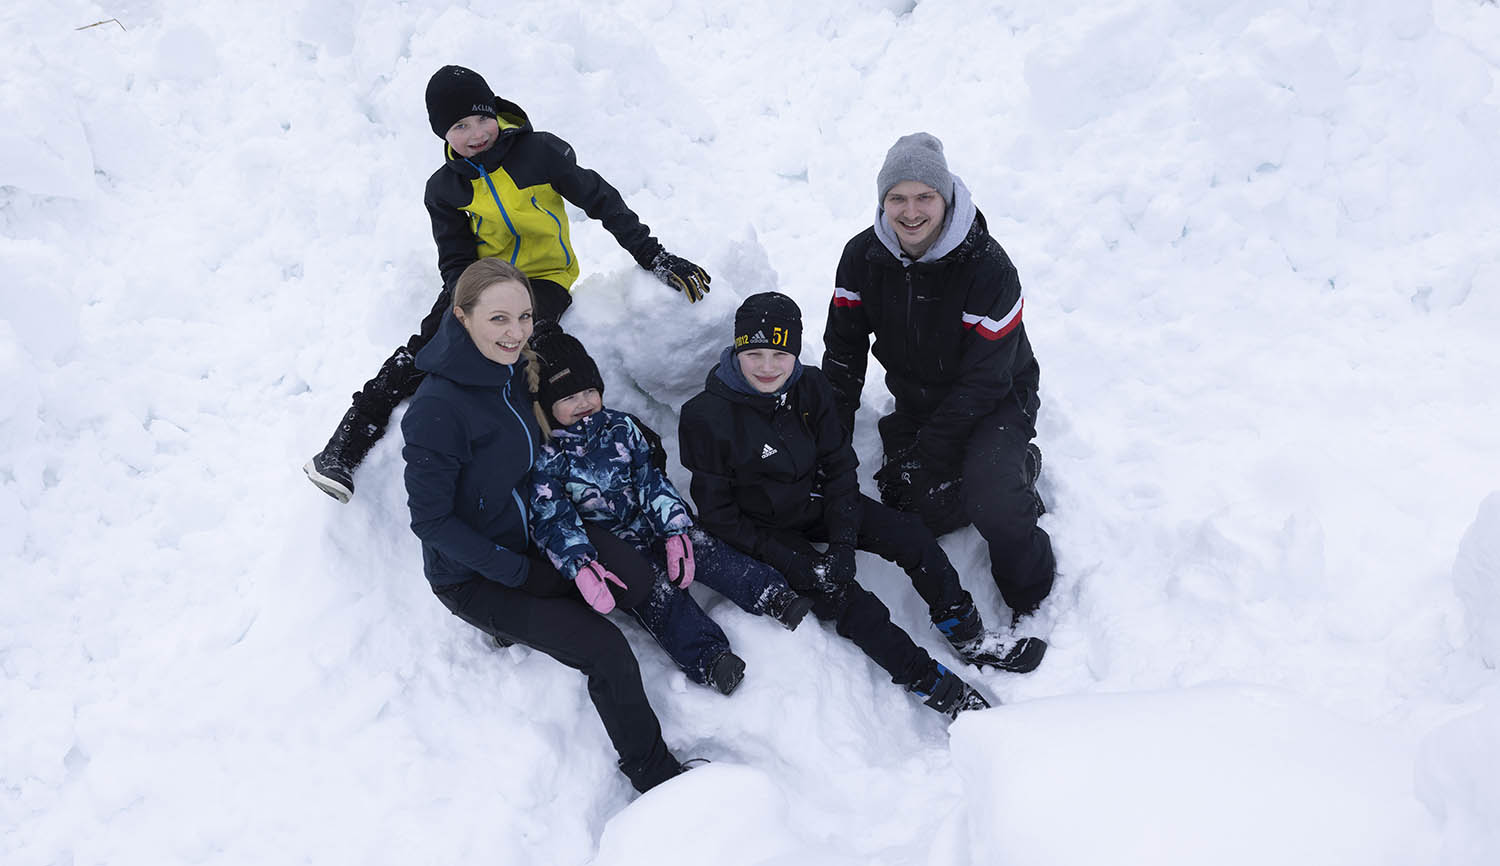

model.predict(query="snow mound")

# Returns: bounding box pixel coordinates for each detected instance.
[950,685,1437,865]
[594,762,855,865]
[1453,492,1500,667]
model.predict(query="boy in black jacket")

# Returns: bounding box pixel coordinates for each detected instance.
[680,293,1045,721]
[307,65,710,503]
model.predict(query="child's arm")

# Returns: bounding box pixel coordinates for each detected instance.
[424,175,479,295]
[620,415,692,538]
[806,370,862,548]
[537,132,711,302]
[528,465,598,580]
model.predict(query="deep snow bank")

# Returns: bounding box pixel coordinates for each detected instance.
[949,685,1437,866]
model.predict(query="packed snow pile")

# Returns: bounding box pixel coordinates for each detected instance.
[5,0,1500,864]
[952,685,1436,865]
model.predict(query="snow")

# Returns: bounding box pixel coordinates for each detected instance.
[4,0,1499,864]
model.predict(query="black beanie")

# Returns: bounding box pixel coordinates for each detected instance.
[535,332,605,414]
[733,292,802,356]
[426,65,498,138]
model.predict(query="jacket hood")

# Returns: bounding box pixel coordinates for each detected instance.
[415,308,529,389]
[708,345,804,404]
[440,97,533,173]
[873,174,979,266]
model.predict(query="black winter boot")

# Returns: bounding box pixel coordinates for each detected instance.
[912,663,992,720]
[304,406,382,503]
[935,598,1047,674]
[1024,441,1046,518]
[708,651,746,696]
[763,586,814,631]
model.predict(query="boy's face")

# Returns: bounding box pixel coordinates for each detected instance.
[738,349,797,394]
[444,114,501,158]
[551,388,602,427]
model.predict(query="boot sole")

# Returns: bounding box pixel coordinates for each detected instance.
[303,459,353,503]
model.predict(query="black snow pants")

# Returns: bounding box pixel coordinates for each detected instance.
[431,525,679,793]
[767,500,957,690]
[879,398,1056,617]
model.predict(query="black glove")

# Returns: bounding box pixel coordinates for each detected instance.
[876,448,966,535]
[821,543,857,586]
[773,548,847,594]
[650,250,711,303]
[874,447,923,511]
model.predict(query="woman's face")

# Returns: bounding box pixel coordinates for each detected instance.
[738,348,797,394]
[455,279,533,365]
[551,388,603,427]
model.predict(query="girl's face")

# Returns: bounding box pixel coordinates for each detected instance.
[455,279,532,365]
[551,388,603,427]
[738,348,797,394]
[444,114,501,158]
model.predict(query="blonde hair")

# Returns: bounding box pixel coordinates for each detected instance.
[452,259,551,437]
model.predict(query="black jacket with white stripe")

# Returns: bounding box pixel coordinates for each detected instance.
[822,194,1040,476]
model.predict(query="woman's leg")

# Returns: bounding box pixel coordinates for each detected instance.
[433,560,680,793]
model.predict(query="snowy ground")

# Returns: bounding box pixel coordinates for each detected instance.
[5,1,1500,863]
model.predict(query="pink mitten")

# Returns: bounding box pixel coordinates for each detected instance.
[665,533,696,589]
[575,561,627,614]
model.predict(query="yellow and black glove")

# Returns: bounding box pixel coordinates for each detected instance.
[650,250,711,303]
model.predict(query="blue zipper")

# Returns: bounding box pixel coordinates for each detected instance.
[502,374,534,541]
[467,157,521,264]
[532,196,571,267]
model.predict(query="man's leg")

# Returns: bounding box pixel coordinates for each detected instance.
[963,405,1055,617]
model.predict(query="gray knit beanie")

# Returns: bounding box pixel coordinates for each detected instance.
[877,132,954,205]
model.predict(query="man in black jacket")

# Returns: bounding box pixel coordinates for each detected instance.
[823,133,1055,622]
[681,294,1045,720]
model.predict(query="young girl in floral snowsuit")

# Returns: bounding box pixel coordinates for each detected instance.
[529,333,813,695]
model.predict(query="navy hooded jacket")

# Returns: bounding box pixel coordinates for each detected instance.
[400,311,590,588]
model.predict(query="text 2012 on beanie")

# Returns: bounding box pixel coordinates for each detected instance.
[733,292,802,356]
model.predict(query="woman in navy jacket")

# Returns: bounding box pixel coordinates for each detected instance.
[400,258,684,793]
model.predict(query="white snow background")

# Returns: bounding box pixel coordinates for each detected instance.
[5,0,1500,863]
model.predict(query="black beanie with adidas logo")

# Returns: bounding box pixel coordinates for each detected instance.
[733,291,802,357]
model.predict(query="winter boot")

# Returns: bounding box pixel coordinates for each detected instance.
[935,598,1047,674]
[764,586,814,631]
[708,651,746,696]
[912,663,992,720]
[304,406,383,503]
[1024,441,1045,518]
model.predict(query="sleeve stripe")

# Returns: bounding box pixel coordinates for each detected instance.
[833,286,863,308]
[961,294,1024,341]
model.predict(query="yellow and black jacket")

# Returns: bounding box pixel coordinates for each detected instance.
[424,98,664,294]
